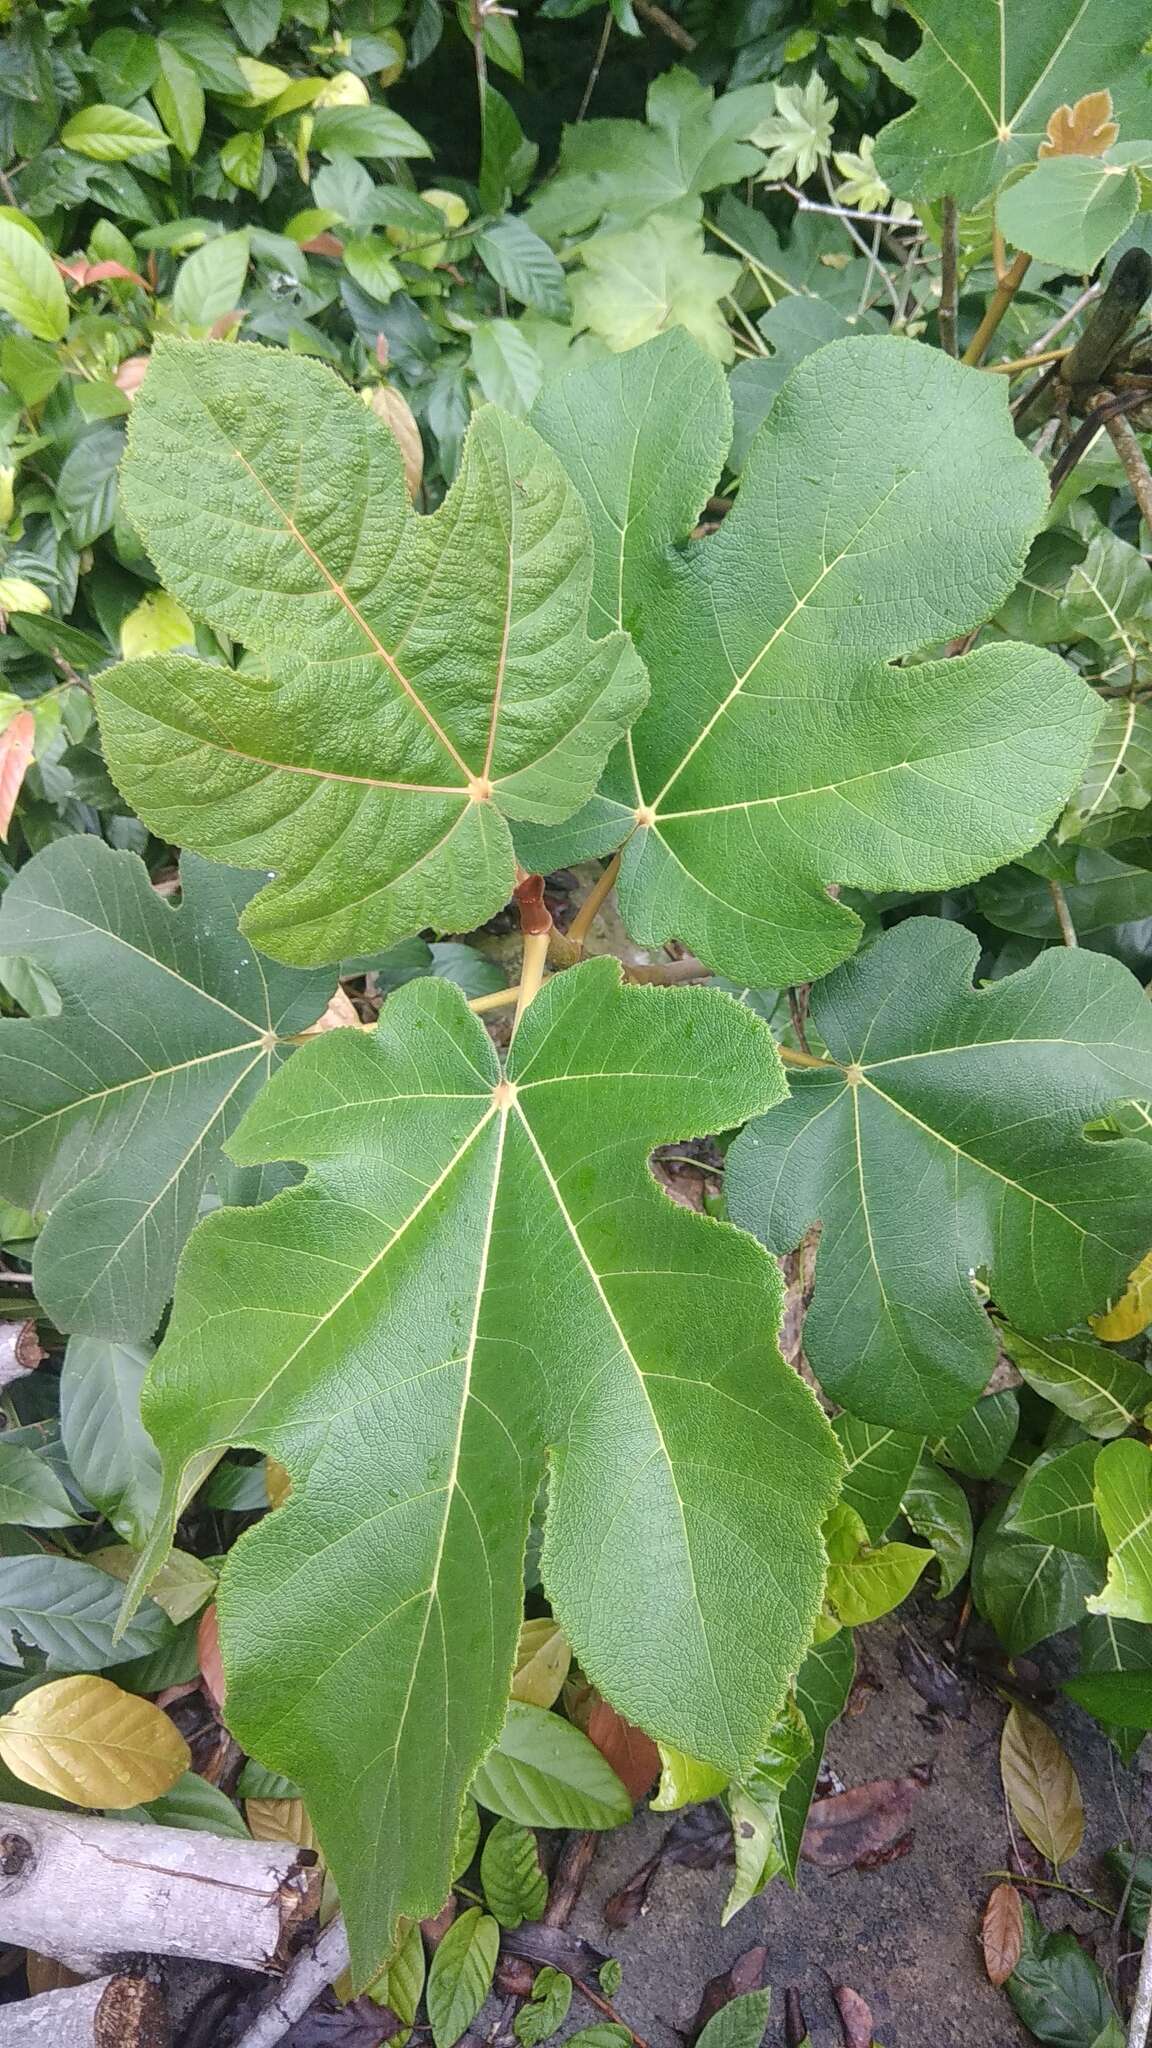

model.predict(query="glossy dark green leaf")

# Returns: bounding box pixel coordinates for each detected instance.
[0,1556,172,1673]
[933,1391,1018,1481]
[833,1415,923,1541]
[1001,1329,1151,1440]
[1004,1445,1106,1562]
[902,1458,972,1597]
[972,1510,1102,1656]
[1007,1901,1122,2048]
[1073,1613,1152,1759]
[59,1337,161,1547]
[777,1629,855,1882]
[1063,1669,1152,1731]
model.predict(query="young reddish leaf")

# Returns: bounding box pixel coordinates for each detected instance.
[56,257,150,290]
[982,1882,1024,1986]
[0,711,35,842]
[1039,90,1118,158]
[585,1695,661,1801]
[1000,1706,1084,1868]
[197,1602,226,1710]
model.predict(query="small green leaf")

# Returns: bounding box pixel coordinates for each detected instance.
[476,219,569,320]
[972,1510,1102,1656]
[0,1441,78,1529]
[172,232,250,326]
[832,1415,923,1541]
[998,158,1139,274]
[514,1968,572,2048]
[1001,1328,1151,1440]
[901,1458,973,1597]
[453,1797,481,1878]
[56,426,123,547]
[1007,1901,1122,2047]
[932,1392,1018,1481]
[220,130,266,193]
[1073,1614,1152,1760]
[373,1918,425,2025]
[311,105,430,161]
[155,42,206,161]
[472,1705,633,1831]
[1063,1670,1152,1731]
[124,1768,250,1835]
[480,1816,547,1927]
[1004,1444,1106,1562]
[0,1556,172,1673]
[426,1907,499,2048]
[823,1504,929,1626]
[778,1631,854,1881]
[0,218,68,342]
[469,319,542,414]
[61,105,171,163]
[696,1990,771,2048]
[1088,1439,1152,1623]
[650,1744,729,1810]
[59,1338,161,1546]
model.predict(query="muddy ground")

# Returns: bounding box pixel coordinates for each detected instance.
[565,1606,1146,2048]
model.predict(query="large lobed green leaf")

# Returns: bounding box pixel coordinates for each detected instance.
[94,340,646,966]
[0,837,331,1340]
[726,917,1152,1432]
[127,960,841,1985]
[872,0,1151,209]
[529,331,1099,986]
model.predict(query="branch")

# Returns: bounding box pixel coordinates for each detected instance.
[938,196,958,357]
[962,251,1030,367]
[233,1916,352,2048]
[0,1803,321,1972]
[634,0,696,50]
[1105,411,1152,535]
[1047,879,1078,948]
[1129,1893,1152,2048]
[0,1973,165,2046]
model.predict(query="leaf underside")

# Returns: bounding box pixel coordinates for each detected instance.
[131,960,841,1985]
[94,339,646,966]
[530,331,1099,986]
[727,917,1152,1432]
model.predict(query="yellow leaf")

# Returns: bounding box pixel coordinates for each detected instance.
[0,1675,189,1806]
[362,386,423,501]
[650,1743,729,1811]
[120,589,195,660]
[234,57,293,103]
[246,1796,319,1854]
[1091,1248,1152,1341]
[510,1616,570,1708]
[314,70,369,108]
[1039,90,1118,158]
[0,467,14,529]
[0,578,50,616]
[89,1543,217,1624]
[999,1704,1083,1867]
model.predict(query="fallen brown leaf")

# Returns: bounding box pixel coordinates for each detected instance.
[832,1985,873,2048]
[801,1770,929,1871]
[981,1882,1024,1986]
[586,1695,660,1800]
[1000,1705,1083,1868]
[603,1804,731,1927]
[0,713,35,843]
[687,1944,766,2043]
[1039,89,1118,157]
[304,986,362,1034]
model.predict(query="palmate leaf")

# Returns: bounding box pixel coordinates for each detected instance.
[529,331,1099,986]
[871,0,1152,210]
[726,917,1152,1432]
[94,340,646,967]
[126,960,841,1986]
[0,837,331,1339]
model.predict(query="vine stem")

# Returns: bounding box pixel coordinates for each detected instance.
[962,250,1031,367]
[988,346,1072,375]
[938,196,958,357]
[1047,880,1078,948]
[778,1043,836,1070]
[510,931,549,1038]
[566,852,622,952]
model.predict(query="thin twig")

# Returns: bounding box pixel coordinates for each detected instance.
[574,8,612,123]
[962,250,1031,367]
[1047,880,1078,947]
[1049,390,1151,499]
[567,852,622,952]
[818,162,903,314]
[989,346,1072,375]
[778,1043,836,1071]
[227,1916,351,2048]
[1033,282,1102,354]
[1106,410,1152,534]
[573,1977,651,2048]
[938,196,958,356]
[772,181,921,228]
[705,216,789,301]
[726,293,771,355]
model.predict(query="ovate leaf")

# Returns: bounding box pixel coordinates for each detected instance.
[0,838,331,1340]
[532,333,1097,986]
[696,1990,771,2048]
[0,1556,171,1672]
[1000,1705,1084,1868]
[61,105,171,163]
[0,1440,78,1529]
[511,1618,570,1709]
[1088,1440,1152,1623]
[728,918,1152,1429]
[59,1338,161,1546]
[96,340,646,966]
[901,1458,973,1596]
[997,157,1140,273]
[823,1504,929,1626]
[1007,1903,1123,2048]
[1004,1445,1105,1562]
[172,232,249,327]
[0,218,68,342]
[0,1674,189,1806]
[972,1511,1102,1656]
[479,1815,547,1927]
[832,1415,923,1541]
[777,1629,854,1881]
[127,1767,249,1835]
[1000,1329,1151,1440]
[514,1968,572,2048]
[427,1909,500,2048]
[873,1,1151,208]
[472,1704,632,1830]
[127,962,839,1986]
